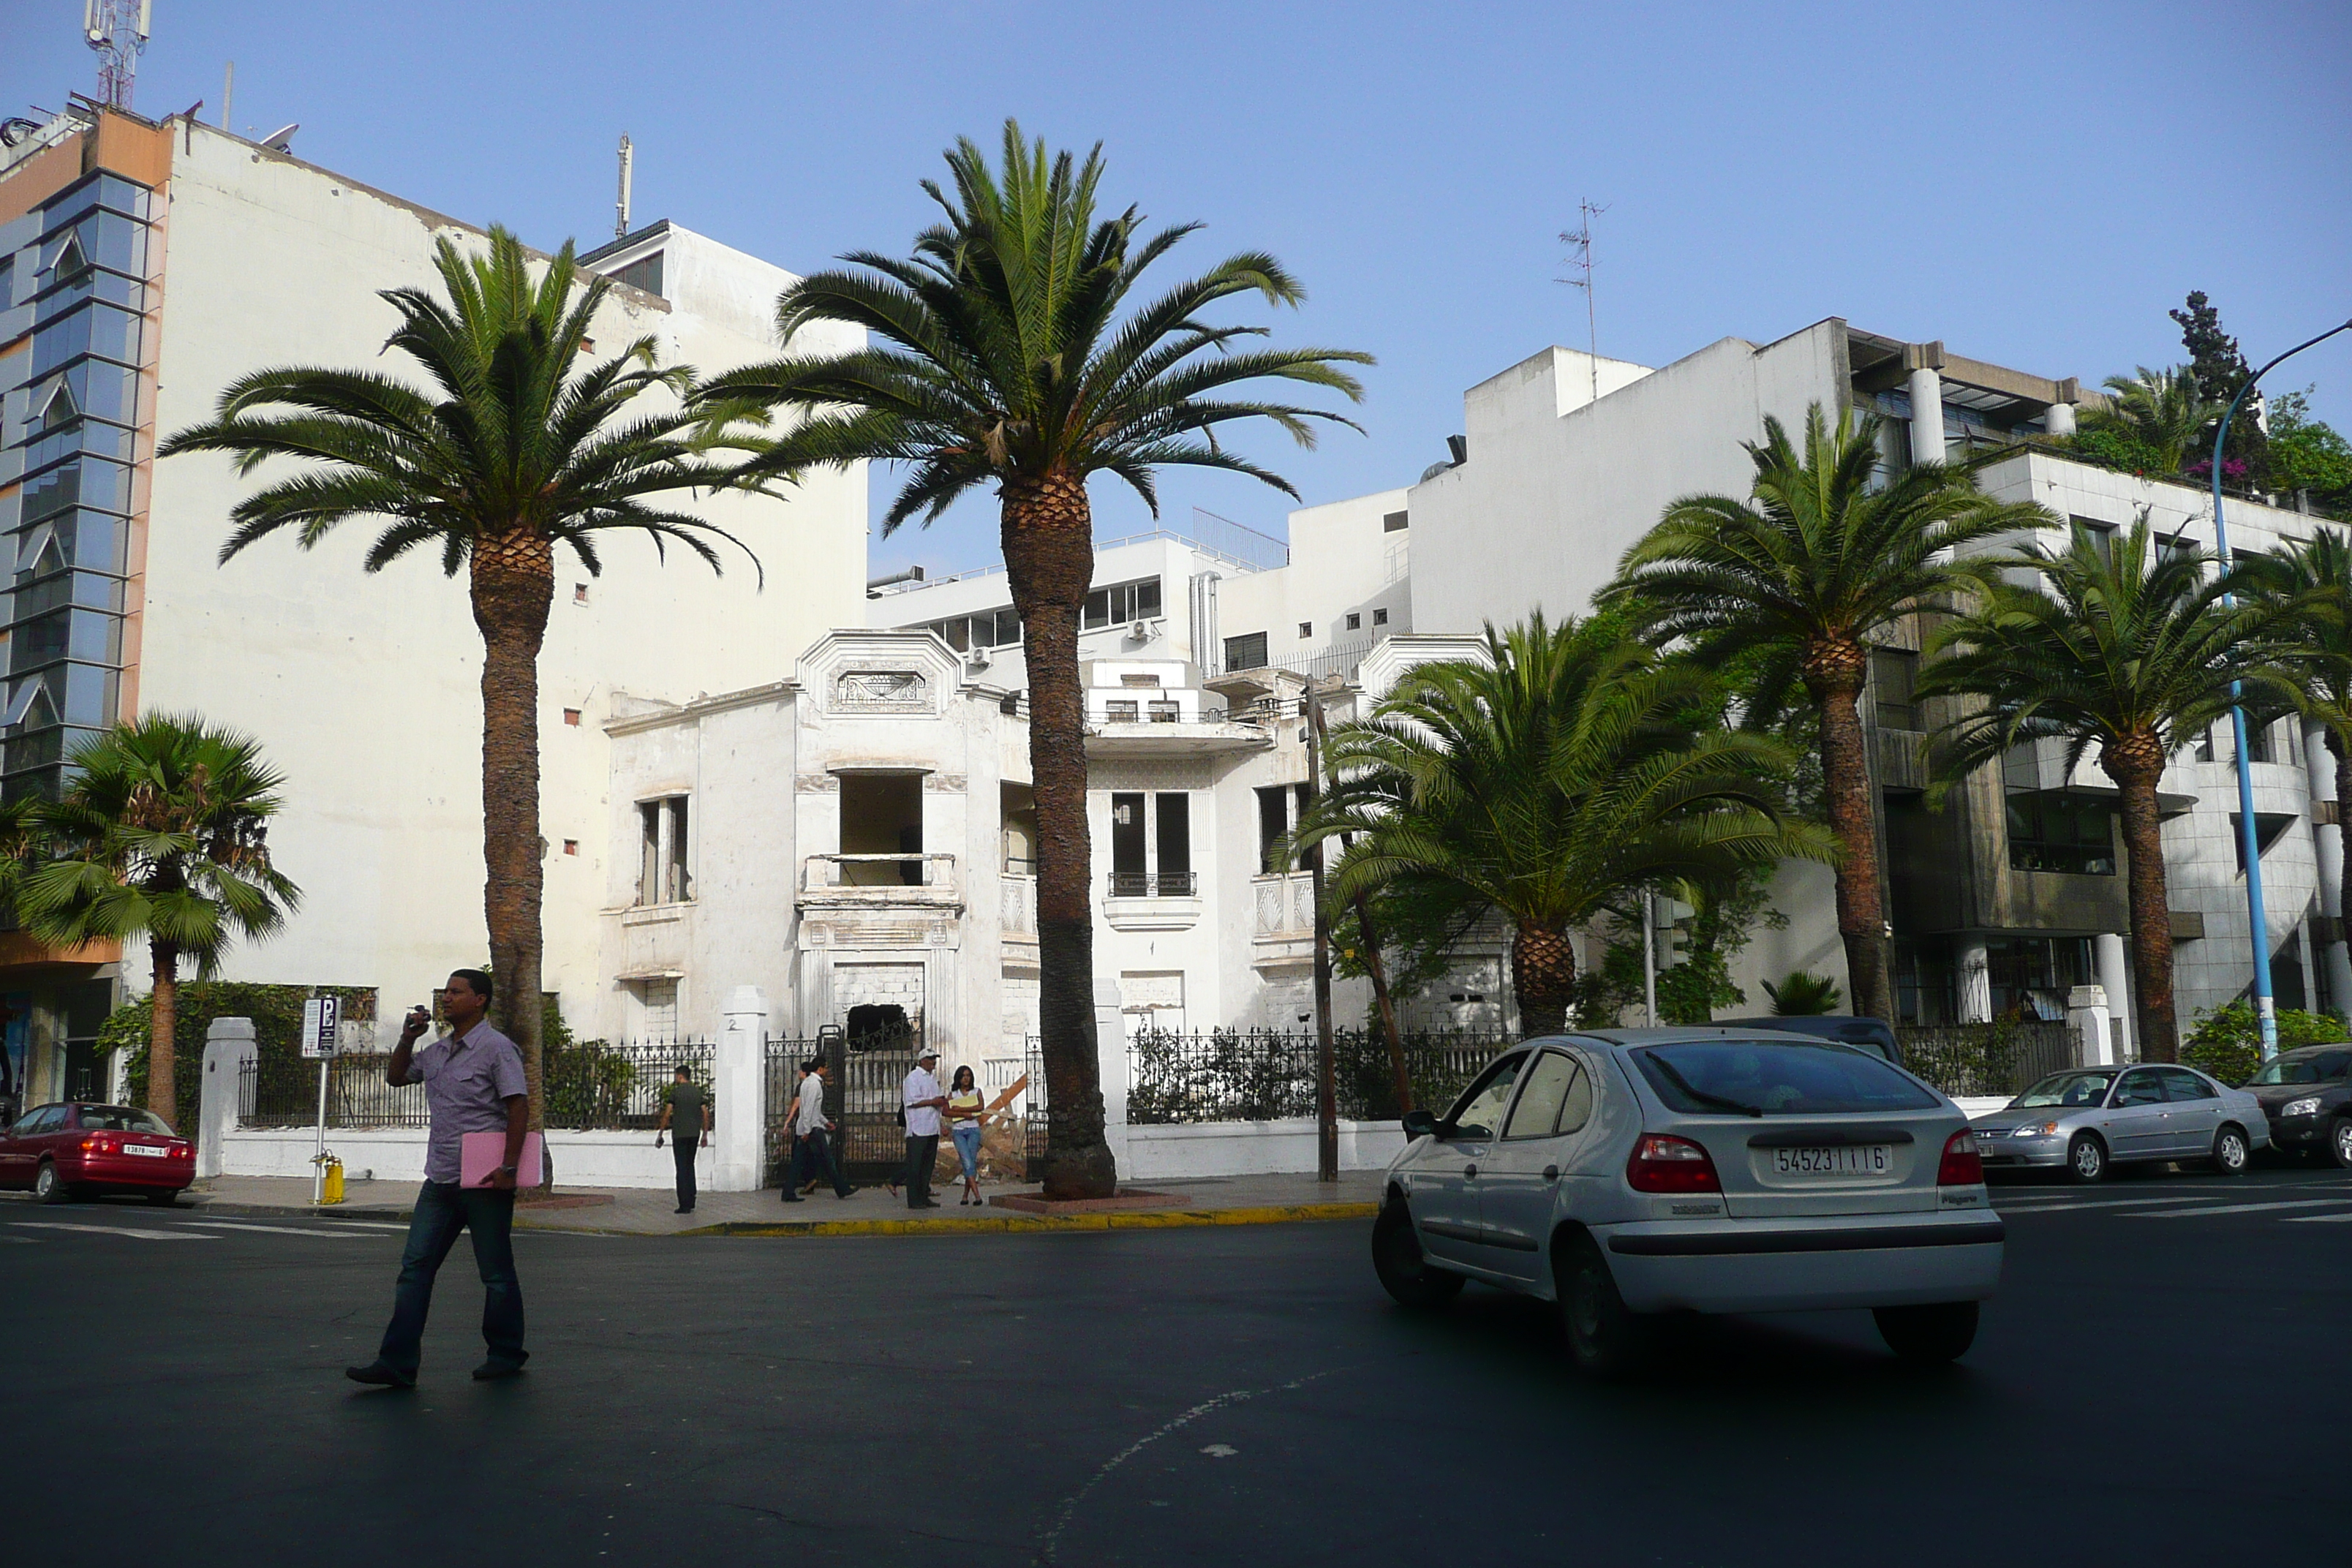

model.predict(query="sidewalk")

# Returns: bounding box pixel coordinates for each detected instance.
[178,1169,1386,1236]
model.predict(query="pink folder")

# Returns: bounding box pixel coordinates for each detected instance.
[460,1131,544,1188]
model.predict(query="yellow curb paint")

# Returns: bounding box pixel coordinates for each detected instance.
[658,1200,1379,1240]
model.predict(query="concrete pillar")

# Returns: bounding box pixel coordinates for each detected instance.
[1907,358,1946,467]
[2303,720,2352,1013]
[713,985,767,1192]
[2095,932,2134,1061]
[195,1017,257,1179]
[2045,400,2077,437]
[2067,984,2115,1067]
[1095,976,1129,1177]
[1956,938,1991,1023]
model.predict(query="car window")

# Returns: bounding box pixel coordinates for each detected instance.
[26,1106,64,1134]
[75,1106,173,1134]
[2113,1071,2166,1107]
[2016,1070,2117,1108]
[1632,1039,1939,1116]
[1444,1053,1526,1140]
[1555,1056,1594,1134]
[1503,1051,1582,1139]
[2157,1068,2215,1101]
[2246,1050,2351,1085]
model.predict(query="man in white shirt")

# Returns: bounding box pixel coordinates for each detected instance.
[781,1058,853,1202]
[901,1046,949,1210]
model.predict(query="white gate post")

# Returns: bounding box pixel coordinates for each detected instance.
[2067,984,2115,1068]
[1095,976,1129,1179]
[196,1016,257,1178]
[713,986,768,1192]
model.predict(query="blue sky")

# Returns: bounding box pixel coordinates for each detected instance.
[7,1,2348,578]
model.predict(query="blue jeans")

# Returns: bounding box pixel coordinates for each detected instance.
[951,1123,982,1186]
[376,1181,526,1373]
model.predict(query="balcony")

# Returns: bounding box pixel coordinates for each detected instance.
[1104,870,1200,932]
[1107,871,1196,898]
[1085,717,1274,758]
[1250,872,1316,966]
[1000,873,1038,939]
[799,853,961,909]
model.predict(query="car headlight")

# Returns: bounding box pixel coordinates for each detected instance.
[2282,1096,2323,1119]
[2013,1122,2059,1137]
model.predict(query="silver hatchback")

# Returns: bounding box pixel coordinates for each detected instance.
[1970,1063,2270,1183]
[1373,1029,2003,1373]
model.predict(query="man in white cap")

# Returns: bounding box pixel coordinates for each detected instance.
[901,1046,949,1210]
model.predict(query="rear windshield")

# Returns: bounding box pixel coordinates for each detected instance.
[2013,1071,2119,1108]
[1632,1040,1939,1117]
[77,1106,174,1134]
[2245,1052,2352,1086]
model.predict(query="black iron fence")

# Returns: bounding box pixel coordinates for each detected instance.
[1897,1022,2081,1099]
[238,1058,427,1128]
[1126,1028,1517,1125]
[762,1034,829,1184]
[543,1039,713,1131]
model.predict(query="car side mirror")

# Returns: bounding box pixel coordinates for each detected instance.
[1401,1108,1439,1140]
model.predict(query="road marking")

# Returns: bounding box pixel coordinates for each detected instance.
[2122,1198,2352,1218]
[176,1221,374,1238]
[2282,1210,2352,1224]
[0,1235,35,1243]
[1997,1194,2259,1213]
[10,1221,211,1240]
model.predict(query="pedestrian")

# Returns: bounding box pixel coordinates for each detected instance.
[346,969,529,1389]
[783,1057,854,1201]
[655,1064,709,1215]
[901,1045,948,1210]
[946,1065,986,1206]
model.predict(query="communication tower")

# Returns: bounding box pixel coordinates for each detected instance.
[84,0,154,111]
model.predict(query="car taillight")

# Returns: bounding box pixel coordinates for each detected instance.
[1937,1128,1984,1186]
[1627,1133,1722,1194]
[173,1142,192,1159]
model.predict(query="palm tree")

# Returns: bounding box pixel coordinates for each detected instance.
[1289,614,1831,1036]
[696,124,1371,1197]
[158,228,757,1132]
[2082,366,2220,475]
[2241,527,2352,998]
[1607,404,2056,1020]
[16,715,300,1123]
[1917,516,2285,1061]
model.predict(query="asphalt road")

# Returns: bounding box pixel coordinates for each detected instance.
[6,1164,2350,1567]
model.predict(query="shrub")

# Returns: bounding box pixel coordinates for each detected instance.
[1762,970,1842,1016]
[2181,1003,2348,1086]
[107,983,378,1140]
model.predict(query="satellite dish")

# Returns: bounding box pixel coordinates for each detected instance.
[260,123,298,151]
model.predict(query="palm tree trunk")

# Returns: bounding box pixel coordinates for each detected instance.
[2333,734,2352,1003]
[1354,893,1412,1114]
[470,527,552,1147]
[2105,738,2179,1061]
[148,941,179,1124]
[1003,470,1116,1199]
[1512,921,1578,1036]
[1808,663,1893,1021]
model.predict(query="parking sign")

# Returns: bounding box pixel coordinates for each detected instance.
[300,995,342,1060]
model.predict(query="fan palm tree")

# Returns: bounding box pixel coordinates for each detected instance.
[16,715,300,1124]
[1606,404,2056,1020]
[1917,516,2287,1061]
[1288,614,1831,1036]
[696,124,1371,1197]
[2082,366,2220,475]
[158,228,758,1131]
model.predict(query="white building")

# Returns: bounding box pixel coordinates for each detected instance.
[0,102,867,1107]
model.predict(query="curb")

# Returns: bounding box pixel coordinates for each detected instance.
[682,1201,1379,1239]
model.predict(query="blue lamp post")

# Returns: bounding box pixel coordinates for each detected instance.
[2210,317,2352,1060]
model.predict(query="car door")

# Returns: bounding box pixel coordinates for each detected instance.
[0,1105,59,1187]
[1477,1048,1595,1282]
[2155,1068,2222,1156]
[2105,1069,2171,1158]
[0,1107,27,1187]
[1402,1051,1526,1273]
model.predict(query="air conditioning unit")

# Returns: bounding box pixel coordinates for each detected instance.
[966,645,992,672]
[1126,617,1162,643]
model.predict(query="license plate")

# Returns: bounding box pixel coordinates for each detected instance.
[1772,1145,1893,1177]
[123,1143,169,1158]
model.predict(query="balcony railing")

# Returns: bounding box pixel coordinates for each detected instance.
[801,853,959,897]
[1252,872,1316,938]
[1001,873,1036,935]
[1107,870,1197,898]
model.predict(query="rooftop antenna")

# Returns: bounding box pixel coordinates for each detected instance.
[1557,198,1611,404]
[615,133,633,239]
[83,0,152,112]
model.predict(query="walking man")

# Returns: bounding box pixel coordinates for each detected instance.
[655,1065,709,1215]
[902,1045,948,1210]
[347,969,529,1389]
[783,1058,853,1201]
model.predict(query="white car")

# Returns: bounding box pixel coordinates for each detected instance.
[1373,1028,2003,1373]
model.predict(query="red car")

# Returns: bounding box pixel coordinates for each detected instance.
[0,1102,195,1204]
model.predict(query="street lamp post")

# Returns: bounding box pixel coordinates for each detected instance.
[2210,316,2352,1060]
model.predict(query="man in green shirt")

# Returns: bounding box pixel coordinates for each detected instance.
[655,1066,710,1214]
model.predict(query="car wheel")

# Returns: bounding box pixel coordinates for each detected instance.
[1874,1300,1980,1364]
[2331,1117,2352,1172]
[34,1161,70,1205]
[1371,1198,1464,1310]
[143,1188,179,1207]
[2209,1124,2250,1176]
[1554,1232,1654,1379]
[2065,1133,2108,1184]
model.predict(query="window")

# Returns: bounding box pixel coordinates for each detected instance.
[2156,1067,2215,1101]
[1110,793,1147,891]
[2247,719,2275,764]
[612,251,663,296]
[1870,649,1921,732]
[2114,1070,2166,1107]
[1444,1053,1526,1139]
[1147,700,1180,723]
[1105,699,1140,722]
[2078,519,2117,570]
[563,708,581,727]
[1383,510,1409,532]
[2006,791,2115,875]
[573,584,589,605]
[1120,674,1162,688]
[1632,1041,1940,1115]
[1157,794,1191,891]
[1224,631,1268,671]
[1083,578,1163,629]
[1298,622,1313,639]
[1257,785,1289,873]
[36,381,78,431]
[1373,608,1389,626]
[636,796,690,905]
[1109,791,1191,894]
[2228,812,2295,874]
[562,839,578,856]
[47,231,90,286]
[2195,725,2215,763]
[636,978,679,1044]
[1345,612,1362,631]
[1503,1051,1583,1138]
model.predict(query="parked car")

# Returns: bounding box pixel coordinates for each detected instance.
[0,1102,195,1204]
[1714,1014,1902,1065]
[1372,1028,2002,1373]
[1967,1065,2268,1183]
[2239,1045,2352,1167]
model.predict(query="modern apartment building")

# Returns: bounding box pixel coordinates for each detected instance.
[0,101,868,1109]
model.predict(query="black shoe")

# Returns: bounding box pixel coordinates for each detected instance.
[781,1194,804,1203]
[836,1186,858,1199]
[471,1360,527,1382]
[674,1206,693,1214]
[344,1362,415,1390]
[911,1199,942,1210]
